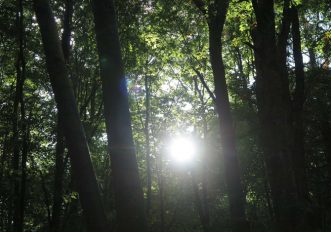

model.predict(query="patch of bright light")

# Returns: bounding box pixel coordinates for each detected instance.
[182,103,192,111]
[169,137,196,164]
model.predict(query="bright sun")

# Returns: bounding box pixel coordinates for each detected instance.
[169,137,196,164]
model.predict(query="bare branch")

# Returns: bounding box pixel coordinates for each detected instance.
[191,67,217,104]
[244,41,257,51]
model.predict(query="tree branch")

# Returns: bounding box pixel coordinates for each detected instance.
[192,0,207,15]
[191,67,217,104]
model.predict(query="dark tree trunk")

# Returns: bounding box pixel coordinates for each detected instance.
[145,74,152,215]
[156,156,165,232]
[251,0,299,231]
[33,1,109,232]
[234,46,251,105]
[51,1,73,231]
[308,48,317,69]
[40,170,52,230]
[264,176,274,220]
[11,50,20,232]
[91,0,146,231]
[321,115,331,191]
[199,83,210,231]
[207,1,249,231]
[61,0,73,63]
[17,84,28,232]
[12,0,26,230]
[51,118,65,232]
[191,172,209,232]
[291,6,309,201]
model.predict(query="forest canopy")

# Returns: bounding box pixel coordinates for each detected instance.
[0,0,330,232]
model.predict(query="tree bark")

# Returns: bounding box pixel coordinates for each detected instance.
[12,0,26,230]
[51,117,65,232]
[191,172,209,232]
[51,1,73,231]
[91,0,146,231]
[291,6,309,201]
[17,79,28,232]
[251,0,299,231]
[193,77,210,230]
[145,74,152,215]
[33,1,109,232]
[156,155,165,232]
[206,1,249,231]
[321,113,331,194]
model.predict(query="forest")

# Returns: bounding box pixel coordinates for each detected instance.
[0,0,330,231]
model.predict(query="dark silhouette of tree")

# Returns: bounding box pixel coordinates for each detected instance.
[33,0,109,231]
[91,0,146,231]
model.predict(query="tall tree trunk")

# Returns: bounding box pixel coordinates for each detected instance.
[308,48,317,69]
[51,118,65,232]
[12,0,26,230]
[91,0,146,231]
[196,78,211,231]
[156,155,165,232]
[11,52,20,232]
[33,1,109,232]
[145,74,152,215]
[51,1,73,231]
[234,46,252,106]
[321,113,331,194]
[251,0,299,231]
[291,6,309,201]
[207,1,249,231]
[18,109,28,232]
[17,70,28,232]
[61,0,73,63]
[191,172,209,232]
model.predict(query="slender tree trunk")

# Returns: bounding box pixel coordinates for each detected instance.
[145,74,152,215]
[61,0,73,63]
[308,48,317,69]
[51,118,65,232]
[201,114,210,231]
[91,0,146,231]
[156,156,165,232]
[11,63,20,232]
[291,6,309,201]
[12,0,26,230]
[264,176,274,220]
[17,80,28,232]
[207,1,249,231]
[40,170,52,230]
[251,0,299,231]
[33,1,109,232]
[321,114,331,192]
[234,46,252,106]
[194,75,210,230]
[191,172,209,232]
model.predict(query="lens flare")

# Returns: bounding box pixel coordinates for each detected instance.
[169,137,196,163]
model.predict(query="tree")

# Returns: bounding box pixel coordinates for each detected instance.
[51,1,73,232]
[91,0,146,231]
[251,0,300,230]
[291,5,308,203]
[0,0,330,231]
[33,0,109,231]
[193,1,249,231]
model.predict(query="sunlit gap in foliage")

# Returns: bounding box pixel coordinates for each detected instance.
[167,135,197,165]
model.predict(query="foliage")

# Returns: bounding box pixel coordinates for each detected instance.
[0,0,330,231]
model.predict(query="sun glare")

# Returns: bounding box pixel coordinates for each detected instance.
[169,137,196,164]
